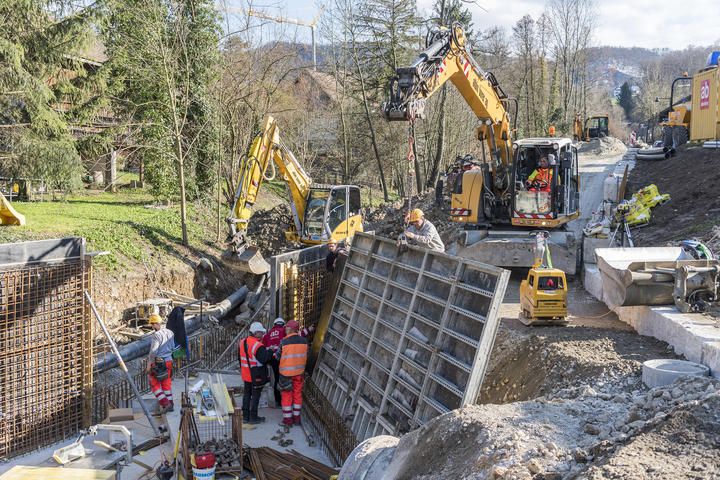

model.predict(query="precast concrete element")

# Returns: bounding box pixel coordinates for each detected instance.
[642,359,710,388]
[595,247,690,308]
[313,233,510,442]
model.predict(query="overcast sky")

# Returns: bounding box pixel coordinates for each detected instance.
[231,0,720,50]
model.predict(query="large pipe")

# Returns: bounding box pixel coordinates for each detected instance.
[93,286,249,373]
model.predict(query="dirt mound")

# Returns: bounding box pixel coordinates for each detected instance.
[577,136,627,156]
[245,204,296,256]
[365,191,464,246]
[480,324,678,404]
[626,144,720,249]
[380,376,720,479]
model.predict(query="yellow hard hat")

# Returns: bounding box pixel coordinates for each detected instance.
[408,208,424,223]
[148,313,163,324]
[327,238,338,245]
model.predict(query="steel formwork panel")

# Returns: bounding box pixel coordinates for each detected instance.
[313,233,509,441]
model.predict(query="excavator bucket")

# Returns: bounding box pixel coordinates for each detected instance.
[235,245,270,275]
[0,192,25,226]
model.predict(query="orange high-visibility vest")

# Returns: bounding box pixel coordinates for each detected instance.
[239,336,261,383]
[528,168,553,191]
[279,333,308,377]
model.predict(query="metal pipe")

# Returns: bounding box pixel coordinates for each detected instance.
[94,286,249,373]
[85,291,162,437]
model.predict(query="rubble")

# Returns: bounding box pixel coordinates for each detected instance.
[576,136,627,156]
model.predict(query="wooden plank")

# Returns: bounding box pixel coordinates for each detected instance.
[0,466,115,480]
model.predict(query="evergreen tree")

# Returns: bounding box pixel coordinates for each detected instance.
[0,1,108,190]
[618,81,634,120]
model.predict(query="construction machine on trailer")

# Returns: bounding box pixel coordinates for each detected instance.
[384,23,581,273]
[227,116,364,274]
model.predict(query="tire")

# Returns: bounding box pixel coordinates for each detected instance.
[662,126,673,147]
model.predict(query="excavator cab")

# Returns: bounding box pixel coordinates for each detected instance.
[584,115,609,139]
[512,138,580,228]
[300,185,364,244]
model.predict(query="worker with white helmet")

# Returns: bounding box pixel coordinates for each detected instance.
[238,321,273,423]
[403,208,445,252]
[262,318,287,406]
[146,313,175,413]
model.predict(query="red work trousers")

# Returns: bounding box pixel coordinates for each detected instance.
[280,375,304,424]
[149,360,173,407]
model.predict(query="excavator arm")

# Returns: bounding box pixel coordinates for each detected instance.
[383,24,515,182]
[227,115,313,273]
[383,23,517,221]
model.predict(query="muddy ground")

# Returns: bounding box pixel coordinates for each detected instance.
[626,144,720,251]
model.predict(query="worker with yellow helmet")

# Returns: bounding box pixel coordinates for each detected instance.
[404,208,445,252]
[146,313,176,413]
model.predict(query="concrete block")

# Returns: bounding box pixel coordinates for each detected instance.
[701,342,720,379]
[583,237,611,265]
[583,264,603,302]
[642,359,709,388]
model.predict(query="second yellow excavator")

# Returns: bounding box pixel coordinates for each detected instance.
[384,23,581,273]
[227,116,363,274]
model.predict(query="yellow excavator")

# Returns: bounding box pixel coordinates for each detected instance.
[384,23,581,273]
[573,113,609,142]
[227,116,364,274]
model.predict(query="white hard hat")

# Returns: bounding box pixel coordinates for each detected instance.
[249,322,266,334]
[273,317,286,326]
[548,153,556,165]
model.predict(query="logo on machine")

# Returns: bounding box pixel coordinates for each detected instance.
[700,79,711,110]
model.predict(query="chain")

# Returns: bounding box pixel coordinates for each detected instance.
[405,118,416,226]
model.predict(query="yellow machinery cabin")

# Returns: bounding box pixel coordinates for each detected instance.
[519,268,568,325]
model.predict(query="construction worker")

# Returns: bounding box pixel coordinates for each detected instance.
[326,238,348,272]
[146,313,175,413]
[263,318,286,406]
[403,208,445,252]
[527,154,554,193]
[277,320,308,426]
[239,322,273,424]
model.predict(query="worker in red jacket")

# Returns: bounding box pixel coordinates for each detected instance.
[263,318,286,406]
[277,320,308,426]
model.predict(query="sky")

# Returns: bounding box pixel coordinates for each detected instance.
[225,0,720,50]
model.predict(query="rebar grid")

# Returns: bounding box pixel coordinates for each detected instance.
[279,258,330,330]
[0,259,92,460]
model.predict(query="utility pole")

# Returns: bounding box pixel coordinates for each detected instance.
[222,6,323,70]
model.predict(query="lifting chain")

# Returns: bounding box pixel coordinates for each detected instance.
[405,118,416,226]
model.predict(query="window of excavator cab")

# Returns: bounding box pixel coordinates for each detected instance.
[598,117,608,130]
[514,146,553,215]
[349,188,361,216]
[538,276,563,290]
[328,188,348,231]
[305,190,329,236]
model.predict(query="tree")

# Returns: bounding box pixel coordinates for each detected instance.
[0,1,108,191]
[618,81,634,119]
[104,0,220,246]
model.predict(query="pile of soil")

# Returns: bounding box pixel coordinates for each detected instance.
[577,137,627,156]
[381,376,720,479]
[245,204,296,256]
[627,144,720,248]
[365,191,464,246]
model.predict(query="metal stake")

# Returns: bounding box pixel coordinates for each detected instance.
[85,291,162,437]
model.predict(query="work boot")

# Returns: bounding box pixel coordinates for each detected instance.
[248,412,266,424]
[167,401,175,413]
[282,417,294,427]
[293,416,301,426]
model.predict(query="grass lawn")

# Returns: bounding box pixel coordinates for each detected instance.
[0,189,218,271]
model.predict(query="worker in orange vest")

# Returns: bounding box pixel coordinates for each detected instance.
[239,322,273,424]
[527,154,554,193]
[276,320,308,426]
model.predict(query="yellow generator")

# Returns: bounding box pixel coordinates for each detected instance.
[520,268,568,325]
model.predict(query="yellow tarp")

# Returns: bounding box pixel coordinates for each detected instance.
[0,191,25,226]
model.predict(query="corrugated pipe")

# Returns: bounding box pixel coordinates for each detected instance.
[93,285,249,373]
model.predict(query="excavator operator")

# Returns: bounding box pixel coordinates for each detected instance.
[526,154,555,193]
